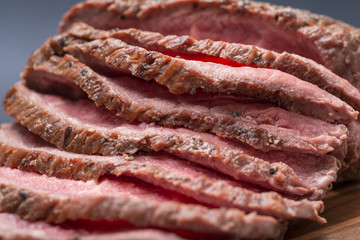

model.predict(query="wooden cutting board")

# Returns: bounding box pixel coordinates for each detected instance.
[285,180,360,240]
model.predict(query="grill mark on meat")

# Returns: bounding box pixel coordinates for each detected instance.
[23,42,349,156]
[3,82,340,199]
[24,57,86,100]
[59,0,360,91]
[65,22,360,113]
[63,126,72,149]
[0,123,326,222]
[63,37,357,124]
[0,167,286,239]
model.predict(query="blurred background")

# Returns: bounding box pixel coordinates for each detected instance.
[1,0,359,123]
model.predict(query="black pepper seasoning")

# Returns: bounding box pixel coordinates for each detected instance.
[80,68,88,76]
[63,126,72,148]
[269,168,278,175]
[19,191,27,199]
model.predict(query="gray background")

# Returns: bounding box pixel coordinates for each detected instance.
[1,0,359,123]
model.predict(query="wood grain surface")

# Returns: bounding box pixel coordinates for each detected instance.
[285,180,360,240]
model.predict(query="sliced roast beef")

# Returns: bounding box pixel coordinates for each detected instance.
[23,44,349,157]
[63,37,357,124]
[0,167,286,239]
[59,0,360,90]
[0,213,186,240]
[65,22,360,113]
[0,123,325,222]
[3,0,360,238]
[3,82,340,199]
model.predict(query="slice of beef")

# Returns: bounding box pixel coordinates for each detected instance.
[22,34,87,100]
[0,167,286,239]
[23,46,349,157]
[59,0,360,90]
[63,37,357,124]
[0,213,186,240]
[0,123,325,222]
[65,22,360,113]
[3,82,340,199]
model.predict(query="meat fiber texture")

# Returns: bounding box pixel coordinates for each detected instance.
[1,0,360,239]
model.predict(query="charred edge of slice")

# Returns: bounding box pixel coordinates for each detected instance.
[21,35,87,100]
[0,123,326,223]
[0,170,287,239]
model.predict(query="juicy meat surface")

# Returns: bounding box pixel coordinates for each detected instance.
[0,123,325,222]
[64,37,357,124]
[0,167,286,239]
[59,0,360,90]
[3,82,340,199]
[66,22,360,114]
[0,213,186,240]
[23,44,349,156]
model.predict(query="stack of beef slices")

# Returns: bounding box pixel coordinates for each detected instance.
[1,1,360,239]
